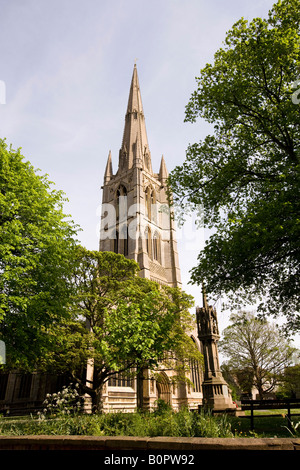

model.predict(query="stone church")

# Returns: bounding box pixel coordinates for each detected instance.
[0,64,234,415]
[97,64,203,412]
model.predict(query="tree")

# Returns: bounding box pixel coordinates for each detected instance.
[221,363,254,401]
[45,248,202,412]
[219,311,296,399]
[0,140,79,370]
[168,0,300,331]
[277,363,300,398]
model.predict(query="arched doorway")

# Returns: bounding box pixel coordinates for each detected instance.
[156,372,171,405]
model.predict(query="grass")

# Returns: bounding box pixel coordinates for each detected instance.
[0,407,233,438]
[0,407,299,438]
[228,411,300,438]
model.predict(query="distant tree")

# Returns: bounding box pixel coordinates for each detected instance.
[220,363,241,401]
[219,311,296,399]
[168,0,300,331]
[45,248,202,412]
[276,362,300,398]
[221,363,254,400]
[0,140,78,370]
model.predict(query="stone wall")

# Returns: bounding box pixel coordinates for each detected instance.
[0,435,299,451]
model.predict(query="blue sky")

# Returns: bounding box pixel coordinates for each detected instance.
[2,0,292,340]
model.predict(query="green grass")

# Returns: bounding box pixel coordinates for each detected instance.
[0,408,299,438]
[228,412,300,438]
[0,407,233,438]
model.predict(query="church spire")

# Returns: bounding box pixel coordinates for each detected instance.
[126,63,144,116]
[119,64,152,173]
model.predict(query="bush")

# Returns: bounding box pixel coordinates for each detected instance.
[38,383,83,418]
[0,403,234,437]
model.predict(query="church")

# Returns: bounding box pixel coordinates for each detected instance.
[97,63,203,412]
[0,64,235,415]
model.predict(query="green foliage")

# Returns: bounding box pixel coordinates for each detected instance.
[168,0,300,331]
[0,407,234,438]
[45,248,200,412]
[276,364,300,398]
[0,140,79,370]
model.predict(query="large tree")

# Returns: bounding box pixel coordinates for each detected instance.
[0,140,78,369]
[45,248,202,412]
[168,0,300,331]
[219,311,296,399]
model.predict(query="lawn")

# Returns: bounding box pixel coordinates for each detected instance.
[228,410,300,438]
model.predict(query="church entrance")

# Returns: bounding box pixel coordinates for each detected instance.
[156,372,171,405]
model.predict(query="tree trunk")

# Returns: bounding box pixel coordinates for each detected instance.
[92,383,104,413]
[255,371,264,400]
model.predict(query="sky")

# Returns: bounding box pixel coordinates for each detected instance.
[2,0,296,348]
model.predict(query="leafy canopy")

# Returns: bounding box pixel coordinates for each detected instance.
[45,248,201,410]
[0,140,79,369]
[168,0,300,331]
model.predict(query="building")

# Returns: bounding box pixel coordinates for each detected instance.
[0,65,206,415]
[97,64,203,412]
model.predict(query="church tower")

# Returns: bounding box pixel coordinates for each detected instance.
[100,64,181,288]
[98,65,202,412]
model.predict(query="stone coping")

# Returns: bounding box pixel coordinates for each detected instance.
[0,435,299,451]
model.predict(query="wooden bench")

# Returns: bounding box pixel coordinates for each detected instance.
[241,398,300,431]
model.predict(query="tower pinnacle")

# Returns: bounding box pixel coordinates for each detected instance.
[104,150,113,183]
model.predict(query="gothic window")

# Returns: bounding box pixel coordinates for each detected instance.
[115,185,127,254]
[108,372,133,387]
[108,366,133,388]
[145,186,155,220]
[153,231,161,263]
[116,185,127,220]
[145,226,152,257]
[124,227,129,256]
[190,338,202,393]
[114,230,119,254]
[120,225,129,256]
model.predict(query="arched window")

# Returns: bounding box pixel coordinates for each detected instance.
[114,230,119,254]
[145,186,155,220]
[120,225,129,256]
[116,185,127,220]
[190,337,202,393]
[153,231,161,263]
[145,226,152,257]
[115,185,127,255]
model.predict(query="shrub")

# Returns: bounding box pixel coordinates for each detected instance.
[0,405,234,437]
[38,384,83,419]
